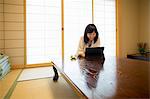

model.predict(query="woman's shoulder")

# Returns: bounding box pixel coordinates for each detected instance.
[79,36,85,44]
[79,36,84,41]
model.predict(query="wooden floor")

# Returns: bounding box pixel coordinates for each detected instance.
[10,67,79,99]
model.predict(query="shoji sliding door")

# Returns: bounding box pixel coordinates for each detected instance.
[26,0,61,64]
[94,0,116,56]
[64,0,92,58]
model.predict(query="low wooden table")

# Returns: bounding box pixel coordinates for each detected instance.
[52,56,149,99]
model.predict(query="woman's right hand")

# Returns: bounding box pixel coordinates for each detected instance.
[70,55,77,61]
[78,53,85,58]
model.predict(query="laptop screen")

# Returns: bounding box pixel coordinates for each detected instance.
[85,47,104,57]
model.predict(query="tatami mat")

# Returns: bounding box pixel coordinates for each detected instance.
[10,77,79,99]
[0,69,22,99]
[17,67,55,81]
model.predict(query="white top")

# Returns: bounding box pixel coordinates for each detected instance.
[76,36,100,57]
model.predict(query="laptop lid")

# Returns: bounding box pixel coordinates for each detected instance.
[85,47,104,57]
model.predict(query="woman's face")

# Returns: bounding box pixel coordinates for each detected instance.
[87,32,96,41]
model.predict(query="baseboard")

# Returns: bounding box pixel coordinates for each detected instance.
[11,62,53,69]
[11,64,25,69]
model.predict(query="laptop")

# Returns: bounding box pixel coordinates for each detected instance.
[85,47,104,58]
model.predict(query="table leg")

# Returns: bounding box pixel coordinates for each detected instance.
[53,66,59,81]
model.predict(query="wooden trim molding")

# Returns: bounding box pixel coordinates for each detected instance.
[92,0,94,24]
[11,62,53,69]
[24,0,26,65]
[116,0,122,57]
[61,0,64,65]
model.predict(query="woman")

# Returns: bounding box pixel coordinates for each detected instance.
[76,24,100,58]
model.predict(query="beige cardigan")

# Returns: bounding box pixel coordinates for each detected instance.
[76,36,100,57]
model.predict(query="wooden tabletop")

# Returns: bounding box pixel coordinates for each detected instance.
[54,56,150,99]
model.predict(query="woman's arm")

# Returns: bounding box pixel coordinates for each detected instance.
[75,37,85,57]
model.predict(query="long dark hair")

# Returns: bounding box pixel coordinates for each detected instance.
[84,24,99,44]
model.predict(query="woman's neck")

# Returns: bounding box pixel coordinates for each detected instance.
[88,41,93,47]
[88,40,93,43]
